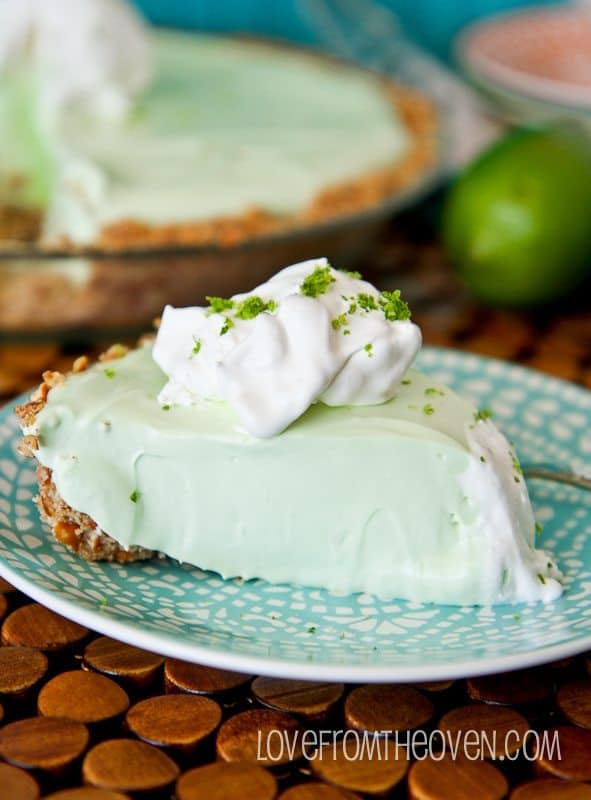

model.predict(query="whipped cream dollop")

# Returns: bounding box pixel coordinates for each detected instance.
[0,0,152,118]
[153,259,422,438]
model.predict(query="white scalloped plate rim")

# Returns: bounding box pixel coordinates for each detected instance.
[0,346,590,683]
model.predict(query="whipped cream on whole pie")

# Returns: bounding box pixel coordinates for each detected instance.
[0,0,151,117]
[21,260,562,605]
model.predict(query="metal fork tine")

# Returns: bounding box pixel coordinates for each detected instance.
[523,467,591,492]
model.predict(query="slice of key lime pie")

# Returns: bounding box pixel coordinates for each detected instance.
[16,260,561,605]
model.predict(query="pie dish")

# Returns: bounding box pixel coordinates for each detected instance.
[16,259,561,606]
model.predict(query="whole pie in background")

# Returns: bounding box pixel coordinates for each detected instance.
[0,0,439,336]
[0,11,437,251]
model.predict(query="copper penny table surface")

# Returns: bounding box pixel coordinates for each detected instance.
[0,225,590,797]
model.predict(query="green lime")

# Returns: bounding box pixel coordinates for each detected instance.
[442,126,591,307]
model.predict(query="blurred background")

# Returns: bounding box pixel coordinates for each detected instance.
[0,0,590,396]
[134,0,557,63]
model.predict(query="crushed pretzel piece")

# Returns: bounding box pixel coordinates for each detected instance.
[30,382,50,403]
[14,398,44,427]
[41,370,64,388]
[99,343,129,362]
[72,355,89,373]
[17,434,39,458]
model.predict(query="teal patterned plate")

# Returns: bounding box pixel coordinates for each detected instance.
[0,347,590,682]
